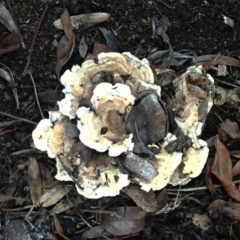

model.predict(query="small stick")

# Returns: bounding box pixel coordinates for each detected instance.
[156,0,172,9]
[0,111,37,125]
[27,70,44,119]
[167,179,240,192]
[22,5,49,75]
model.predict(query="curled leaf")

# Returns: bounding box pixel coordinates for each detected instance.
[101,206,147,236]
[211,135,240,201]
[54,12,110,30]
[55,9,75,78]
[0,32,20,56]
[0,2,19,33]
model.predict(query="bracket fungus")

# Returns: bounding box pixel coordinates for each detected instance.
[32,52,214,199]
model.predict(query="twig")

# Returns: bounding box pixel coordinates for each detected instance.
[5,0,26,49]
[167,179,240,192]
[27,70,44,119]
[0,111,37,125]
[0,63,19,109]
[24,205,35,221]
[153,1,162,16]
[10,149,42,157]
[22,5,49,75]
[156,0,172,9]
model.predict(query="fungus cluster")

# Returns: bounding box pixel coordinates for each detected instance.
[32,52,214,198]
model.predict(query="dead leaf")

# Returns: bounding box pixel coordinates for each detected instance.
[0,194,25,204]
[92,42,115,58]
[232,160,240,177]
[101,206,147,236]
[0,67,19,108]
[82,226,109,239]
[28,156,42,207]
[125,152,157,180]
[39,163,59,187]
[50,198,75,215]
[38,90,64,103]
[152,16,170,43]
[211,135,240,201]
[0,32,20,56]
[0,120,20,136]
[155,188,168,211]
[40,185,71,207]
[147,49,170,64]
[54,215,69,240]
[0,2,19,33]
[197,55,240,70]
[67,142,92,167]
[53,12,110,30]
[123,185,157,212]
[79,35,88,58]
[55,9,75,78]
[218,119,240,141]
[208,199,240,220]
[99,27,122,52]
[192,214,211,231]
[126,92,168,147]
[204,163,215,196]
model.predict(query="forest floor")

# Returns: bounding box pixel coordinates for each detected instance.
[1,0,240,239]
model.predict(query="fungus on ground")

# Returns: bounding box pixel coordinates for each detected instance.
[32,117,76,158]
[32,52,214,198]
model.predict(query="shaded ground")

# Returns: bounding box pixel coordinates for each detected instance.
[1,0,240,239]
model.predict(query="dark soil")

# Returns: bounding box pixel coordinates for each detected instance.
[1,0,240,239]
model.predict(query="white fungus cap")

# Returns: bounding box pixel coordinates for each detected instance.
[32,119,55,158]
[77,107,134,157]
[91,82,135,114]
[136,133,182,192]
[170,139,209,186]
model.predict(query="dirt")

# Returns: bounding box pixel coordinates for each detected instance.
[1,0,240,239]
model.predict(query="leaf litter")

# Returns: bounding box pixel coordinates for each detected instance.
[2,1,240,239]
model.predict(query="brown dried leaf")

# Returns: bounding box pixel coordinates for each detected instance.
[101,206,147,236]
[218,119,240,141]
[156,188,168,211]
[55,9,75,78]
[0,195,25,204]
[28,156,42,207]
[39,163,59,187]
[92,42,115,58]
[208,199,240,220]
[79,35,88,58]
[204,163,215,196]
[38,90,64,103]
[197,54,240,70]
[82,226,109,239]
[54,215,69,240]
[40,185,71,207]
[126,92,168,146]
[192,214,211,231]
[0,32,20,56]
[211,135,240,201]
[232,160,240,178]
[123,185,157,212]
[50,199,75,215]
[60,9,72,41]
